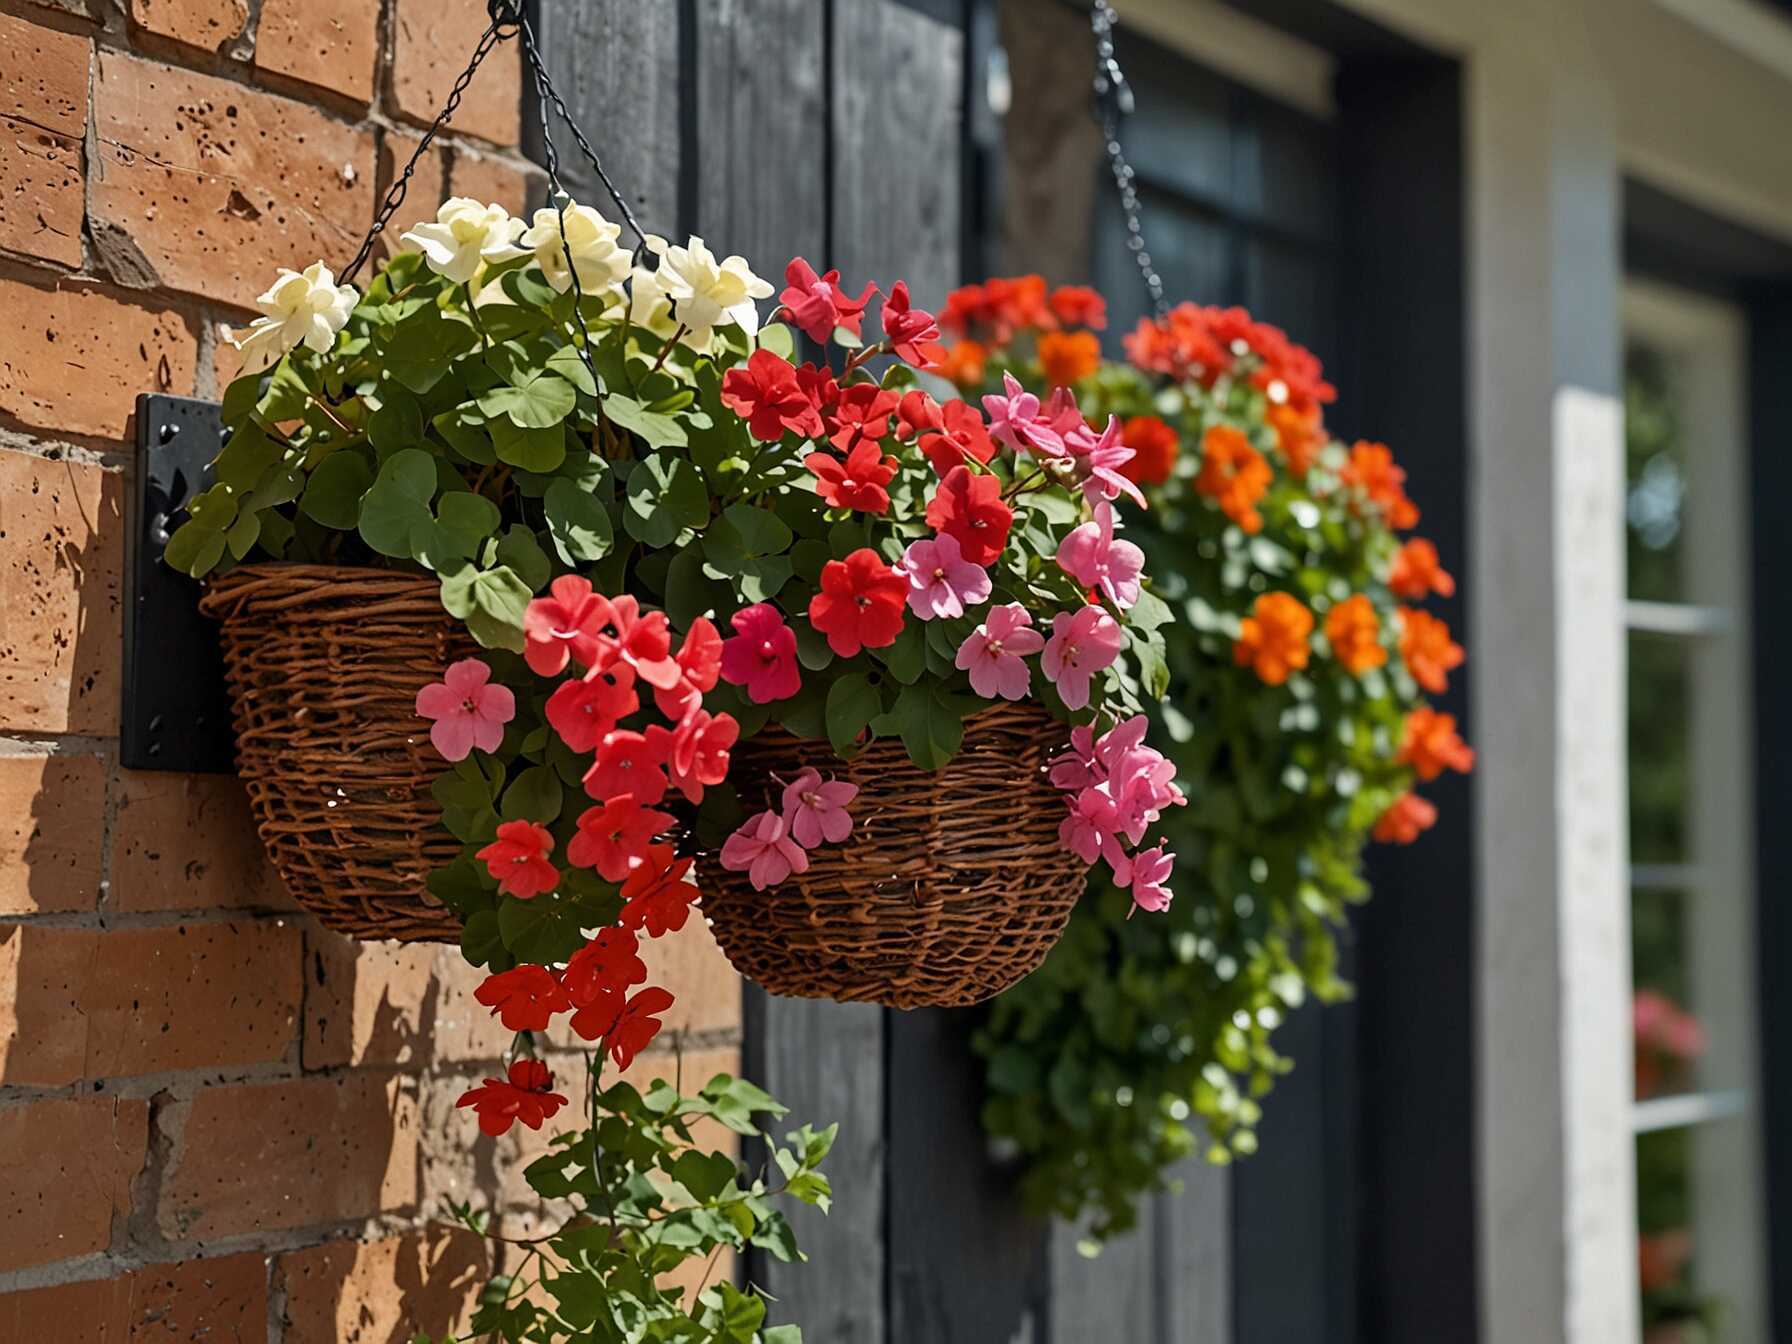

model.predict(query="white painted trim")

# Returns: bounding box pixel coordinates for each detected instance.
[1112,0,1337,118]
[1631,1089,1750,1134]
[1624,600,1736,637]
[1650,0,1792,83]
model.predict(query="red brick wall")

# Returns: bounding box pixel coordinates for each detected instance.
[0,1,744,1336]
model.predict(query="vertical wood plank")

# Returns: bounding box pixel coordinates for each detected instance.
[1050,1211,1157,1342]
[531,0,681,237]
[1157,1159,1232,1343]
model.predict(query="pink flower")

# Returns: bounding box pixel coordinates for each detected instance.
[882,280,941,366]
[1041,606,1123,710]
[645,708,739,804]
[981,372,1065,459]
[1048,724,1100,791]
[780,258,875,344]
[894,532,991,620]
[954,602,1044,700]
[583,730,668,806]
[780,768,858,847]
[524,575,613,676]
[1124,841,1175,913]
[416,659,515,761]
[544,665,638,753]
[1067,415,1147,507]
[566,794,675,882]
[719,603,803,704]
[1055,502,1145,609]
[719,810,810,890]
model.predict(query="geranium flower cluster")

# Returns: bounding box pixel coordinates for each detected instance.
[719,767,860,890]
[1049,717,1184,914]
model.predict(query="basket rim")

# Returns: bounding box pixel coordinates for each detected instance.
[197,562,442,620]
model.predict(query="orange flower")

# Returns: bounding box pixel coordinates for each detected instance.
[1118,415,1179,486]
[1037,330,1101,388]
[1324,594,1387,675]
[936,339,987,389]
[1341,441,1419,529]
[1387,537,1455,600]
[1396,707,1475,781]
[1194,424,1273,532]
[1049,284,1107,329]
[1373,791,1437,844]
[1267,401,1324,476]
[1397,607,1464,693]
[1234,591,1313,685]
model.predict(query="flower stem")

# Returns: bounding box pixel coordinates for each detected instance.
[648,325,688,377]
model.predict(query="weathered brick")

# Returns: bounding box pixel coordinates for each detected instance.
[303,935,509,1071]
[448,146,541,218]
[0,277,195,438]
[159,1074,418,1240]
[277,1230,488,1344]
[0,920,302,1086]
[254,0,378,105]
[108,770,292,914]
[0,753,106,915]
[0,1095,146,1272]
[0,450,124,736]
[0,1252,267,1340]
[90,52,374,303]
[642,916,741,1037]
[0,11,87,268]
[372,129,447,267]
[127,0,249,53]
[392,0,522,146]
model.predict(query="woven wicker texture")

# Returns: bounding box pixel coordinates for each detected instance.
[699,702,1088,1008]
[198,564,470,942]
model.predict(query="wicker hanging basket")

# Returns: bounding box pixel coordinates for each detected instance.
[198,563,470,942]
[699,702,1088,1009]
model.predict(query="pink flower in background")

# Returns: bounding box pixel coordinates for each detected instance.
[545,665,638,753]
[1067,414,1147,507]
[720,810,810,890]
[416,658,515,761]
[1055,502,1145,609]
[954,603,1044,700]
[895,532,991,620]
[475,820,559,899]
[719,603,803,704]
[566,794,675,882]
[583,729,669,806]
[1041,606,1123,710]
[524,575,613,676]
[780,257,874,344]
[1125,842,1176,913]
[780,768,858,847]
[982,372,1065,459]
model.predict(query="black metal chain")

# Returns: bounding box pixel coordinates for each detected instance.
[1090,1,1168,318]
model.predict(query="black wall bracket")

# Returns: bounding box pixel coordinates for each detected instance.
[121,394,234,774]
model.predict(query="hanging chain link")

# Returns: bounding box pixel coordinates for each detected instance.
[1090,1,1168,318]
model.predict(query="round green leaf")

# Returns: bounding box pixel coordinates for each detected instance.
[543,478,614,564]
[624,454,709,547]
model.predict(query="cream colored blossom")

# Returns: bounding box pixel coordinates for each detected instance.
[520,201,630,297]
[626,258,680,340]
[227,262,357,375]
[644,234,772,350]
[401,198,524,284]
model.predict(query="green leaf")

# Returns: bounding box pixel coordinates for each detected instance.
[604,392,688,448]
[212,422,283,492]
[500,764,564,824]
[892,682,964,770]
[825,673,880,757]
[624,454,709,547]
[439,563,532,652]
[411,491,502,570]
[489,416,566,472]
[715,1283,766,1342]
[478,372,576,429]
[368,386,424,453]
[299,451,374,529]
[1128,587,1173,635]
[494,525,551,591]
[357,448,438,558]
[543,478,614,563]
[460,908,507,970]
[498,886,619,964]
[663,546,733,626]
[763,1327,804,1344]
[545,343,598,395]
[670,1149,738,1202]
[381,316,477,393]
[872,622,926,684]
[164,518,227,576]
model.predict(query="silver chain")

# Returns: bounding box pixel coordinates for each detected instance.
[1090,1,1168,317]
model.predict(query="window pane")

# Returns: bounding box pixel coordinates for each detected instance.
[1632,888,1698,1101]
[1637,1127,1720,1342]
[1625,342,1687,604]
[1628,631,1689,864]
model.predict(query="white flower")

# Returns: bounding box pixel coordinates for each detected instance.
[227,262,357,375]
[520,201,630,297]
[400,197,524,284]
[644,234,773,350]
[626,260,680,340]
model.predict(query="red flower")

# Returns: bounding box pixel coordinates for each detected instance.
[645,707,739,804]
[473,963,571,1032]
[807,548,907,656]
[924,465,1012,566]
[524,575,613,677]
[562,926,647,1002]
[653,616,723,720]
[721,348,826,442]
[1049,284,1107,330]
[795,361,840,415]
[566,793,675,882]
[825,383,900,454]
[779,257,875,345]
[881,281,941,366]
[456,1058,568,1137]
[583,729,669,806]
[545,664,638,753]
[475,820,558,899]
[1372,791,1438,844]
[569,985,675,1070]
[618,842,699,937]
[1118,415,1179,486]
[895,389,944,441]
[806,440,899,514]
[607,596,681,689]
